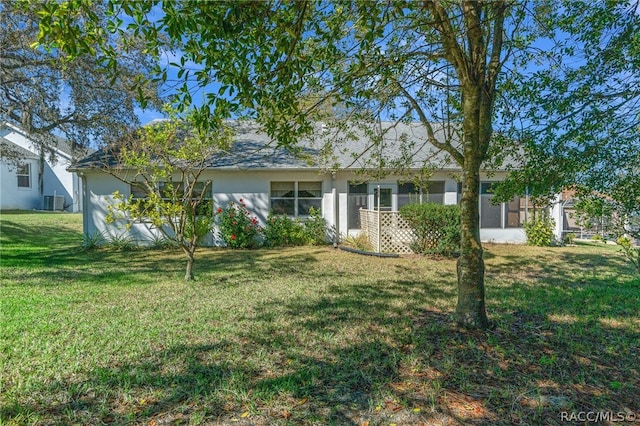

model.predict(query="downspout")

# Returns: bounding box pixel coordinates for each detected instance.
[39,148,45,209]
[332,172,338,248]
[80,172,88,235]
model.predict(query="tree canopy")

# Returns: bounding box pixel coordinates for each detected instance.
[0,0,162,158]
[497,1,640,200]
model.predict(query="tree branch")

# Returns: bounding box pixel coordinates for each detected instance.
[394,81,465,165]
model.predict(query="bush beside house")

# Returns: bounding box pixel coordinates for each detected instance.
[399,203,461,256]
[217,202,328,249]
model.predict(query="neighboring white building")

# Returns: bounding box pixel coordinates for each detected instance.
[0,121,83,212]
[71,121,531,246]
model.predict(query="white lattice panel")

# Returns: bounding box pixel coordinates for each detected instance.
[359,209,379,251]
[380,212,415,254]
[359,210,417,254]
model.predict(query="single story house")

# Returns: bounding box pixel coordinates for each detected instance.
[1,121,83,212]
[71,121,533,245]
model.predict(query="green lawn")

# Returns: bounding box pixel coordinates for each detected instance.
[1,212,638,425]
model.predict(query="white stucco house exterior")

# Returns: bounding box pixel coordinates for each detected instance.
[71,121,533,246]
[0,121,83,212]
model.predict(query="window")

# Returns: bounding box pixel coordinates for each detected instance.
[130,183,148,200]
[271,181,322,217]
[373,187,392,211]
[480,182,522,228]
[348,182,367,229]
[158,181,184,200]
[17,163,30,188]
[398,182,417,208]
[129,182,154,217]
[398,181,445,208]
[191,181,213,215]
[130,180,213,215]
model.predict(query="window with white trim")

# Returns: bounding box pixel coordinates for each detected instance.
[158,181,184,201]
[270,181,322,217]
[17,163,31,188]
[130,183,148,200]
[191,181,213,215]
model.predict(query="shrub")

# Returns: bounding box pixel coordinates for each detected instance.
[563,232,576,245]
[263,213,306,247]
[524,217,555,246]
[617,236,640,275]
[216,200,262,249]
[303,207,328,245]
[149,234,178,250]
[105,233,136,251]
[399,203,461,256]
[82,231,106,251]
[343,233,372,251]
[263,207,328,247]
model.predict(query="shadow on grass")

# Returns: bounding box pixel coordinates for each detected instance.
[5,275,637,425]
[3,284,638,425]
[2,228,638,424]
[485,247,633,284]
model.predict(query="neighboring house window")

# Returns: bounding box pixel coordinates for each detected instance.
[348,182,368,229]
[158,181,184,201]
[130,183,154,216]
[398,181,445,208]
[17,163,31,188]
[270,181,322,217]
[480,182,522,228]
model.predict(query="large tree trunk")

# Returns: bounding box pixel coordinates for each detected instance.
[455,76,492,329]
[456,165,490,329]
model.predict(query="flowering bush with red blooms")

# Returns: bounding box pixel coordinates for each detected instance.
[216,199,262,249]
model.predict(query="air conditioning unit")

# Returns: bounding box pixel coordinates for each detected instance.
[44,195,65,211]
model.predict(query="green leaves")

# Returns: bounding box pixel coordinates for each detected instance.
[501,0,640,202]
[7,0,161,151]
[104,112,232,279]
[399,203,461,256]
[524,217,555,247]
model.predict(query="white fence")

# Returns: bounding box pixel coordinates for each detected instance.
[359,209,416,254]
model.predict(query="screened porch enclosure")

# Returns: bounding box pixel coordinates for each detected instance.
[347,180,530,252]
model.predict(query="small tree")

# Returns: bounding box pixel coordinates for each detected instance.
[106,112,232,281]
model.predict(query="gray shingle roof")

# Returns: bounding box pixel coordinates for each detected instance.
[1,121,88,160]
[0,139,40,160]
[71,120,518,172]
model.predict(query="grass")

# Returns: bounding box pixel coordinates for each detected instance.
[1,212,639,425]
